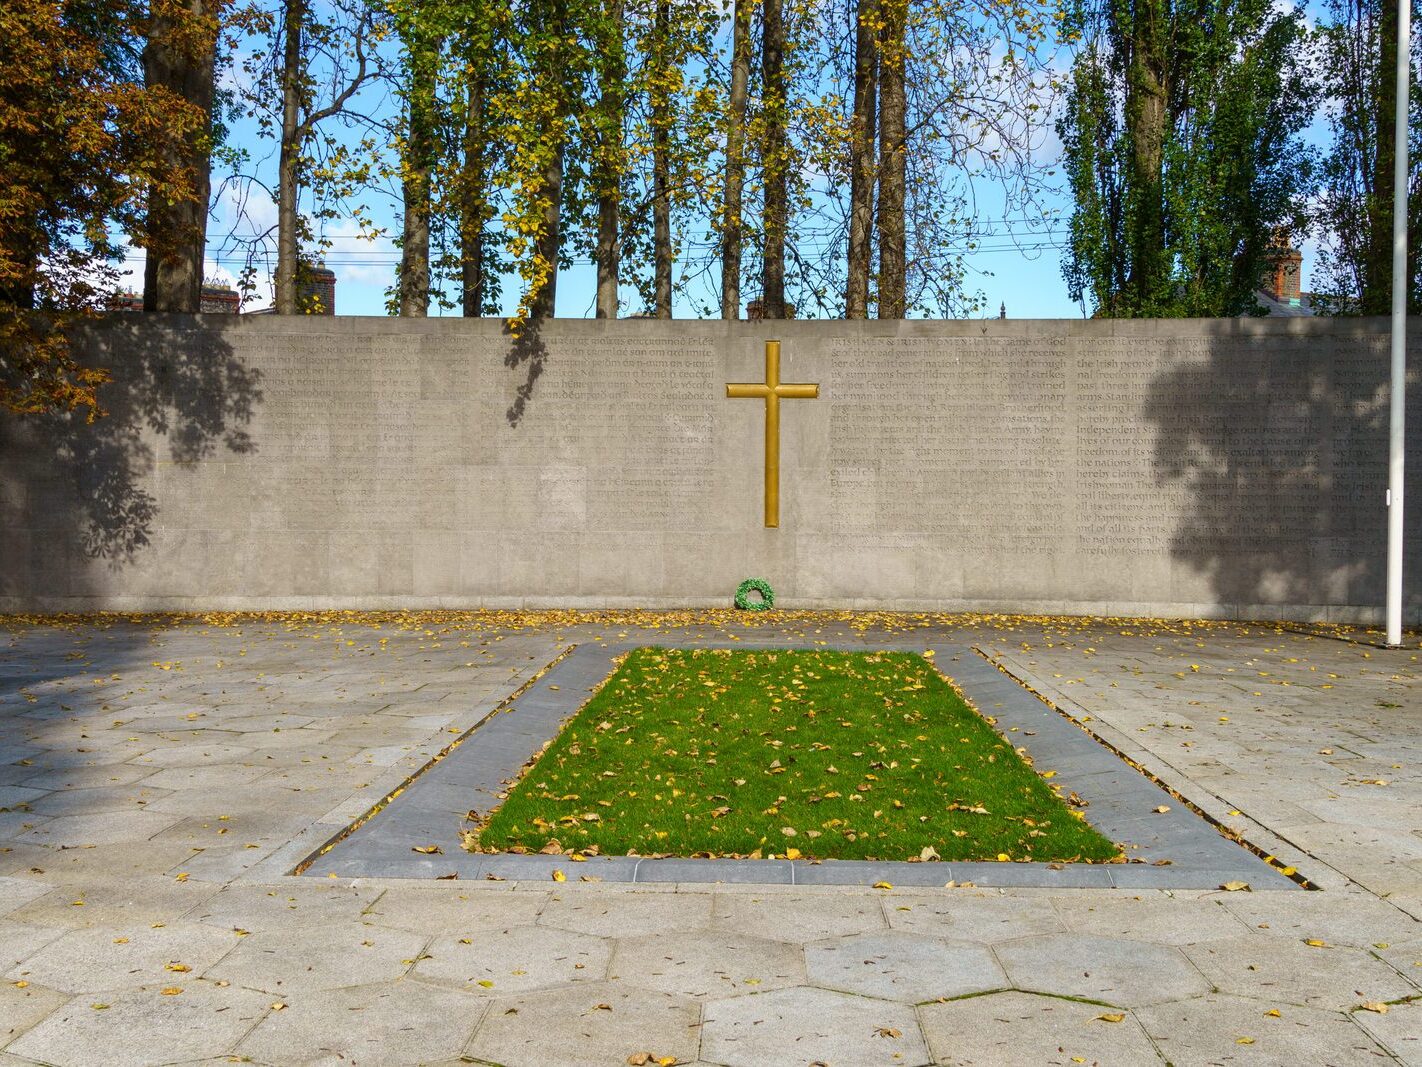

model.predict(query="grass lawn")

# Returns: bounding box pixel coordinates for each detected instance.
[477,647,1120,863]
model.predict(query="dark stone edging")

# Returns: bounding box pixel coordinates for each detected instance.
[299,640,1296,890]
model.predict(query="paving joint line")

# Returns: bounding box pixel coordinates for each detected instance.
[978,647,1326,892]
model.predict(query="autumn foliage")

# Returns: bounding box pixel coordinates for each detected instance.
[0,0,208,417]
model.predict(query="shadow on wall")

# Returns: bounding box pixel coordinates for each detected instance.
[1143,322,1422,614]
[0,314,260,598]
[504,318,547,428]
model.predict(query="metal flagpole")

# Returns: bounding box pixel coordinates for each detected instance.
[1387,0,1411,647]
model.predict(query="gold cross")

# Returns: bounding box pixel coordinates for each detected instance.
[726,340,819,528]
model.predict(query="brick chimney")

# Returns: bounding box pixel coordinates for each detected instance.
[199,281,241,314]
[1263,233,1303,306]
[300,263,336,315]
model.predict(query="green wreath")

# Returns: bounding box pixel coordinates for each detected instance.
[734,578,775,612]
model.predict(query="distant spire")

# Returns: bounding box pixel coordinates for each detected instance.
[999,301,1006,319]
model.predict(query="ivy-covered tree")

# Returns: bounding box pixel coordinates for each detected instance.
[1059,0,1316,317]
[142,0,228,313]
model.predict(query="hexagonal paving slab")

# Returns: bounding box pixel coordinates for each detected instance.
[184,882,383,932]
[539,890,712,938]
[700,986,930,1067]
[413,924,609,994]
[235,979,488,1065]
[207,923,427,995]
[920,990,1164,1065]
[464,979,700,1067]
[609,929,804,999]
[1136,993,1392,1065]
[1051,895,1251,946]
[1220,890,1422,949]
[5,923,240,995]
[806,930,1006,1003]
[6,981,270,1067]
[1182,934,1418,1011]
[710,893,886,943]
[996,933,1210,1007]
[362,886,546,933]
[884,893,1066,942]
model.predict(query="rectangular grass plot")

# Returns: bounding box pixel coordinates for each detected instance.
[477,647,1119,863]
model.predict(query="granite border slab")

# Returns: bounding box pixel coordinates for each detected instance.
[296,640,1299,890]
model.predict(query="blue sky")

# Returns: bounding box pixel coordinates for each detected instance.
[116,1,1327,320]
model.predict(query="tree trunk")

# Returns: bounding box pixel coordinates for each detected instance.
[720,0,752,319]
[275,0,304,315]
[1122,0,1167,314]
[595,0,625,319]
[143,0,218,313]
[1363,0,1398,314]
[460,70,486,317]
[875,0,905,318]
[846,0,878,318]
[530,145,563,319]
[398,34,437,317]
[760,0,787,318]
[651,0,673,317]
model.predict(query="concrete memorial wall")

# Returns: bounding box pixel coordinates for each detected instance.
[2,315,1419,621]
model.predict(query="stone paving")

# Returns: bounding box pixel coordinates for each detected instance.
[0,612,1418,1066]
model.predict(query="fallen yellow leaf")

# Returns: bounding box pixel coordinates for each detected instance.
[1095,1012,1125,1023]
